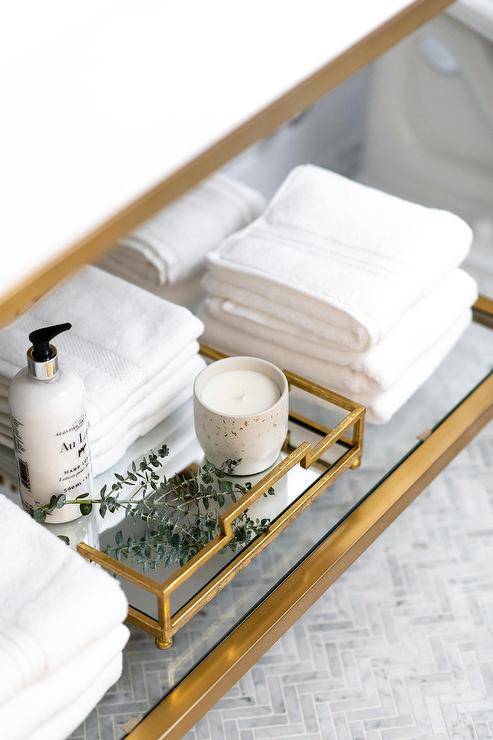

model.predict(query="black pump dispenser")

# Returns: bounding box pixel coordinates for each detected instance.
[29,323,72,362]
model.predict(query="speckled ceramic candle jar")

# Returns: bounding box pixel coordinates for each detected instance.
[193,356,289,475]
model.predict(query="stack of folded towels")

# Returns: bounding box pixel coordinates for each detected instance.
[200,165,478,423]
[0,494,129,740]
[0,265,205,474]
[100,172,266,293]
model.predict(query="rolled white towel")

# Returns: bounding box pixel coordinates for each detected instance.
[0,495,128,705]
[202,269,478,393]
[206,165,472,351]
[102,173,266,286]
[201,307,472,423]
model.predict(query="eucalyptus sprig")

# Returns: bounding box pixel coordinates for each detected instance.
[33,444,275,571]
[32,443,171,523]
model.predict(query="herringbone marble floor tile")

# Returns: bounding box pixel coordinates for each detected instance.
[185,424,493,740]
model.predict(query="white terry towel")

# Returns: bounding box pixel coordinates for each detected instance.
[1,626,128,740]
[0,266,203,426]
[96,400,200,534]
[0,397,198,510]
[368,311,471,423]
[28,655,122,740]
[206,165,473,351]
[202,269,478,394]
[102,173,266,285]
[0,266,204,473]
[0,352,204,475]
[201,307,472,423]
[0,494,128,709]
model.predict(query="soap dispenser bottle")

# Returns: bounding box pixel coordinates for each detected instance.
[8,323,93,523]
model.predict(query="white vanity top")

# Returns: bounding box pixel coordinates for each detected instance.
[1,0,447,307]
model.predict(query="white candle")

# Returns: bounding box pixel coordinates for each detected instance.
[200,369,280,415]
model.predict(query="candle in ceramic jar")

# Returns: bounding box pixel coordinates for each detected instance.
[200,369,280,415]
[194,356,289,475]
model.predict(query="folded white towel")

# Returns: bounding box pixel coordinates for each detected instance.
[0,266,204,472]
[102,173,266,286]
[88,343,199,445]
[0,494,128,706]
[206,165,472,350]
[90,364,201,475]
[100,264,206,314]
[0,390,198,492]
[202,271,348,344]
[97,400,200,534]
[0,352,204,475]
[368,311,471,423]
[203,269,478,393]
[0,266,203,424]
[1,625,128,740]
[0,343,200,439]
[201,308,472,423]
[29,656,122,740]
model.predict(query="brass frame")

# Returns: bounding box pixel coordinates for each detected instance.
[0,0,453,327]
[77,344,365,649]
[473,295,493,329]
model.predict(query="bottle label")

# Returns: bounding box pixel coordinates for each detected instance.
[12,412,93,513]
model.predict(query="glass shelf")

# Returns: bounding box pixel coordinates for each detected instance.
[0,320,491,736]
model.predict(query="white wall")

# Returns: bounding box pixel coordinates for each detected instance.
[223,69,369,198]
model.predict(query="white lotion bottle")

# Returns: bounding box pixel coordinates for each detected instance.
[8,323,93,523]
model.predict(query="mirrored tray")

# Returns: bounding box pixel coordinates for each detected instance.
[76,345,365,649]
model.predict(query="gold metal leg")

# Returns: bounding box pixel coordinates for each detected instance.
[155,636,173,650]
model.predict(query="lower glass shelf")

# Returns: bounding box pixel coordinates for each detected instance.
[0,320,490,722]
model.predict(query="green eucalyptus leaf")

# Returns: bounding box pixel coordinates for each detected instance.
[98,440,273,571]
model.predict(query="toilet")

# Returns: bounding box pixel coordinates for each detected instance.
[359,0,493,294]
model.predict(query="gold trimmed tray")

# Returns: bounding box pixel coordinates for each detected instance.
[77,344,365,648]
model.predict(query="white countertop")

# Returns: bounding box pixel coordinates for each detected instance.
[1,0,439,302]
